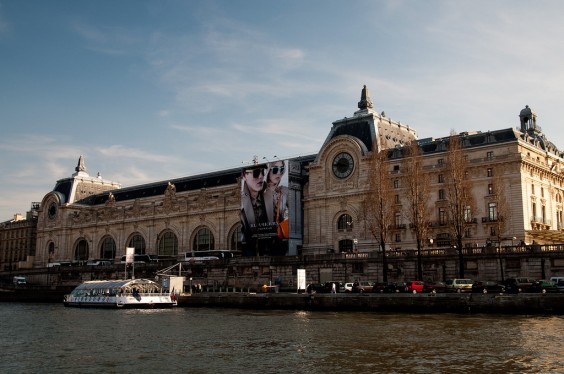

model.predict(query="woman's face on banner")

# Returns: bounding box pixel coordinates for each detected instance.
[268,161,285,186]
[244,167,266,193]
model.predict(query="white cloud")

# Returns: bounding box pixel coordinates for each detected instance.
[3,1,564,219]
[70,19,140,55]
[96,144,174,163]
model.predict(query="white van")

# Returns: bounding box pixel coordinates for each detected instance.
[549,276,564,291]
[86,260,112,266]
[13,276,27,285]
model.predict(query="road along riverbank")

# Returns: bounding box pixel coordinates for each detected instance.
[177,292,564,314]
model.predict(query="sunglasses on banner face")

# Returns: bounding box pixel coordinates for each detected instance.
[270,166,285,175]
[245,169,266,178]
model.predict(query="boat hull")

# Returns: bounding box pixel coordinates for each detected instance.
[64,294,177,308]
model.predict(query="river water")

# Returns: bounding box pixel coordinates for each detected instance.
[0,303,562,374]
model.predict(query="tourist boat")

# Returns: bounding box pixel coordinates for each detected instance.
[63,279,177,308]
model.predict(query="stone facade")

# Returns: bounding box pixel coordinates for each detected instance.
[0,207,38,271]
[303,91,564,256]
[4,85,564,279]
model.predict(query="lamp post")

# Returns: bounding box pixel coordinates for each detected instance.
[382,243,388,283]
[453,245,459,277]
[47,255,51,285]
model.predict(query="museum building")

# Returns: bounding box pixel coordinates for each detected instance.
[5,85,564,270]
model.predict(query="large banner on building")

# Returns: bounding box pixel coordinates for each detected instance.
[240,159,289,256]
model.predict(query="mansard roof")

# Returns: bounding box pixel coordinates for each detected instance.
[73,154,316,207]
[416,128,520,155]
[75,167,242,206]
[325,116,376,152]
[52,179,73,204]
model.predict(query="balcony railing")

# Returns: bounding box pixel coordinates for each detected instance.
[482,216,501,223]
[299,244,564,263]
[531,216,552,226]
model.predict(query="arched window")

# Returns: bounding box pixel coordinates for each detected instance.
[158,231,178,256]
[230,225,242,252]
[338,239,353,253]
[193,228,214,251]
[74,239,89,261]
[100,236,116,259]
[47,242,55,263]
[337,214,353,231]
[128,234,146,255]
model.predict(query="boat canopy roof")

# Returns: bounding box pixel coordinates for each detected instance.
[72,279,162,293]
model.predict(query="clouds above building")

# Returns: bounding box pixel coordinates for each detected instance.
[1,0,564,218]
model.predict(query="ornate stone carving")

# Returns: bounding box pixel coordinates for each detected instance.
[357,85,373,110]
[105,192,116,206]
[165,182,176,198]
[197,189,211,210]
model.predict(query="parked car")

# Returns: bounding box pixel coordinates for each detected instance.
[86,259,112,266]
[343,282,354,293]
[306,283,326,294]
[549,277,564,292]
[47,261,72,268]
[404,281,425,293]
[371,282,386,293]
[352,281,373,293]
[324,281,344,293]
[13,276,27,285]
[471,280,505,294]
[372,282,402,293]
[120,254,159,264]
[504,277,534,294]
[423,281,448,293]
[445,279,473,293]
[529,280,559,293]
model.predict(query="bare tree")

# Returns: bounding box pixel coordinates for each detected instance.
[402,141,433,280]
[364,149,394,282]
[489,165,510,281]
[444,133,477,278]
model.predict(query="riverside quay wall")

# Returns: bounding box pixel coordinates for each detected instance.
[3,244,564,293]
[177,292,564,315]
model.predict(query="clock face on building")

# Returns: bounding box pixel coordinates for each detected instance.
[47,202,57,219]
[332,152,354,179]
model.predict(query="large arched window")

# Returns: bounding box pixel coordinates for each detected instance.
[337,214,353,231]
[74,239,89,261]
[48,242,55,255]
[338,239,353,253]
[158,231,178,256]
[230,225,242,252]
[128,234,146,255]
[193,228,214,251]
[47,242,55,263]
[100,236,116,259]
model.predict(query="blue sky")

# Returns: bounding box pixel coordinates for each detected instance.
[1,0,564,219]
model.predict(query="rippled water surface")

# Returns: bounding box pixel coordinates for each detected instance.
[0,303,562,373]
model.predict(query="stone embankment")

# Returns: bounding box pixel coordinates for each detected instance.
[177,292,564,315]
